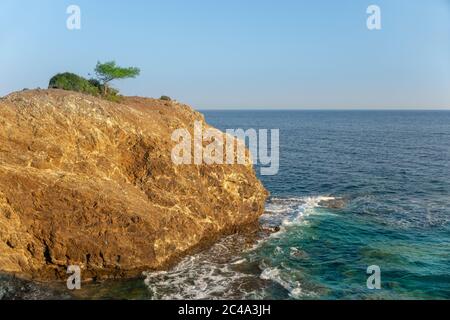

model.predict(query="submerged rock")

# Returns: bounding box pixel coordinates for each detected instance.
[318,197,347,209]
[0,274,68,300]
[0,89,268,281]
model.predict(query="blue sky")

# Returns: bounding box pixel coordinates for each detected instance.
[1,0,449,109]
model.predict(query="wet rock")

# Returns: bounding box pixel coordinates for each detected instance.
[0,274,68,300]
[318,198,347,209]
[260,226,281,237]
[289,247,308,259]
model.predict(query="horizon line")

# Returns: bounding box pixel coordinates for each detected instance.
[197,107,450,111]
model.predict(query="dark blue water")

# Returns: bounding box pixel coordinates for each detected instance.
[190,110,449,300]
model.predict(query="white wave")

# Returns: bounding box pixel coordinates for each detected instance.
[259,267,304,299]
[230,258,247,265]
[143,234,262,300]
[261,195,336,238]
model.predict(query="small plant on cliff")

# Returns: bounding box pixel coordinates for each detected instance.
[94,61,140,96]
[88,78,121,102]
[160,95,171,101]
[49,73,100,96]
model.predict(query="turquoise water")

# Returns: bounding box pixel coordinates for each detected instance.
[2,110,449,300]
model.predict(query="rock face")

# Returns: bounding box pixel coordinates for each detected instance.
[0,89,267,281]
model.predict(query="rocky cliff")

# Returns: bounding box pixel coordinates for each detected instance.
[0,89,267,281]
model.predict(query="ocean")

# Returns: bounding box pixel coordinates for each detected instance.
[198,110,450,300]
[2,110,449,300]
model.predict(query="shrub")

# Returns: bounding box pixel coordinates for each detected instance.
[88,78,122,102]
[49,73,100,96]
[88,78,102,89]
[160,95,171,101]
[104,89,122,102]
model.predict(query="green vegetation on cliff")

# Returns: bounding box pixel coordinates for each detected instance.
[49,72,99,96]
[48,61,140,102]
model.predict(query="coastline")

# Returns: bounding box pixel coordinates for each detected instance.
[0,89,268,282]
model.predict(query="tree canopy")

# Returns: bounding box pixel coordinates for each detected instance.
[94,61,140,93]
